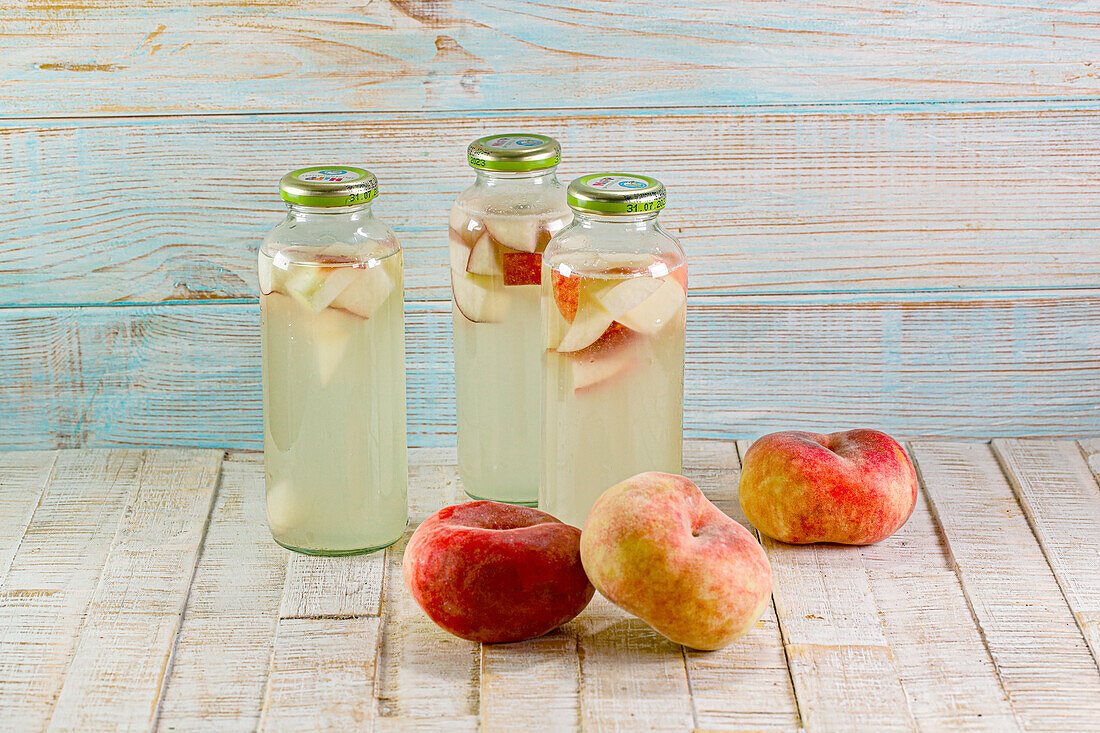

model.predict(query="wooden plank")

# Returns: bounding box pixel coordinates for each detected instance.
[406,460,464,524]
[0,309,82,448]
[865,450,1021,731]
[681,443,801,731]
[47,450,222,732]
[991,438,1100,665]
[375,463,479,729]
[5,2,1100,117]
[258,617,380,732]
[0,304,260,450]
[687,291,1100,439]
[736,442,915,732]
[767,548,915,732]
[373,717,478,733]
[0,450,147,730]
[6,105,1100,305]
[156,452,288,731]
[374,532,479,729]
[911,441,1100,731]
[0,451,56,582]
[279,553,386,619]
[1078,438,1100,483]
[479,632,581,732]
[0,300,452,450]
[573,593,695,732]
[4,290,1097,451]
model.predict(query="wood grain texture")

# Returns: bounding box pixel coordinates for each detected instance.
[682,445,801,731]
[4,291,1096,451]
[375,533,479,730]
[911,441,1100,731]
[862,460,1021,731]
[0,450,146,730]
[4,441,1100,728]
[689,291,1100,438]
[5,105,1100,305]
[279,553,386,619]
[156,452,288,731]
[0,451,55,581]
[479,632,581,732]
[1080,438,1100,482]
[375,463,479,729]
[48,450,222,732]
[0,301,450,450]
[5,1,1100,117]
[991,438,1100,665]
[573,593,695,732]
[258,617,380,732]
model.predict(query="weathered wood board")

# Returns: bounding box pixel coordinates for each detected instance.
[0,451,56,581]
[155,452,286,731]
[1,441,1097,729]
[48,450,222,732]
[0,451,149,730]
[4,105,1100,305]
[991,439,1100,666]
[5,1,1100,116]
[911,441,1100,732]
[2,292,1096,450]
[859,488,1020,731]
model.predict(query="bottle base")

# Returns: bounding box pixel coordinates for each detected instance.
[462,490,538,508]
[273,533,403,557]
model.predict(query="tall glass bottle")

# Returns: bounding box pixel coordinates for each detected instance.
[540,174,687,527]
[449,134,571,504]
[259,166,407,554]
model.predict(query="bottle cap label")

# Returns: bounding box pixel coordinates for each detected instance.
[296,168,363,184]
[482,135,547,150]
[587,175,651,191]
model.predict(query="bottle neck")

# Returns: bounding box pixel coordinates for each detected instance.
[286,201,375,219]
[570,210,662,230]
[474,167,560,186]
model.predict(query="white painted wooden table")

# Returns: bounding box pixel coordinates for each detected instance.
[1,439,1098,732]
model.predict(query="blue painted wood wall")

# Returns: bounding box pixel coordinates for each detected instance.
[1,1,1098,448]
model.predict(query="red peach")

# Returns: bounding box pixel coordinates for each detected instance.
[739,429,918,545]
[403,501,594,643]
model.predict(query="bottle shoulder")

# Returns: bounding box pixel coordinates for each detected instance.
[544,219,685,270]
[260,210,401,264]
[453,177,570,219]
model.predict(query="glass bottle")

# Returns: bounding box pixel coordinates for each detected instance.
[540,174,687,527]
[259,166,407,554]
[449,134,572,504]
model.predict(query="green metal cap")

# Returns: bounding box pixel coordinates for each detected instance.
[567,173,666,215]
[279,166,378,207]
[467,133,562,172]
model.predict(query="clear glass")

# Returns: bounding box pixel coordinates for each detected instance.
[259,202,408,554]
[540,211,687,527]
[450,168,572,504]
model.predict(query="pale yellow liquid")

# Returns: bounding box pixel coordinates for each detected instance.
[540,266,685,528]
[259,251,407,554]
[453,288,542,503]
[451,205,569,504]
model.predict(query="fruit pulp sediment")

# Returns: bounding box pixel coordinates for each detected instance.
[540,253,687,527]
[450,203,570,504]
[259,248,407,554]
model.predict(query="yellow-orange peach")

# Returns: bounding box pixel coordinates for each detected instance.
[580,472,772,651]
